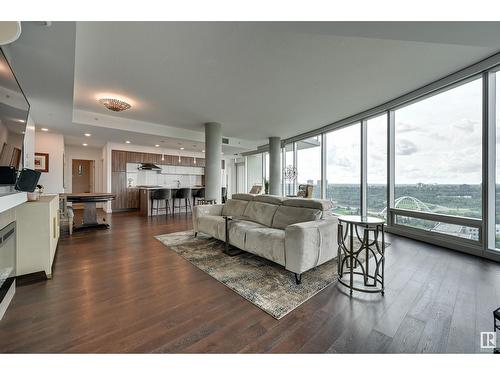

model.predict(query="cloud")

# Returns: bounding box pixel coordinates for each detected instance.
[452,118,477,133]
[397,122,419,133]
[396,139,418,156]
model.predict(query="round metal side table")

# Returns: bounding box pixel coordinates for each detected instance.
[337,215,386,296]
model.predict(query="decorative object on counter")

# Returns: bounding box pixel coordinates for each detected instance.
[337,215,386,296]
[27,184,44,201]
[283,165,297,196]
[34,153,49,172]
[98,97,131,112]
[264,179,269,194]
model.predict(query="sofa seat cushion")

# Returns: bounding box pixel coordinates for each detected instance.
[221,199,248,217]
[242,201,279,227]
[228,220,265,250]
[271,205,322,229]
[245,227,286,266]
[198,216,225,240]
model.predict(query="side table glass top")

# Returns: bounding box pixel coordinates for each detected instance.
[338,215,385,225]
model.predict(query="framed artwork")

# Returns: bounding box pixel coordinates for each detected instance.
[34,152,49,172]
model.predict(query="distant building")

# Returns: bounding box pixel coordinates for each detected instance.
[431,222,479,241]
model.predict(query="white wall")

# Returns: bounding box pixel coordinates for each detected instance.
[64,145,104,193]
[35,132,64,194]
[23,115,35,169]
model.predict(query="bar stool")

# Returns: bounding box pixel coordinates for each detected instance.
[191,188,199,206]
[194,187,205,206]
[150,189,172,216]
[173,188,192,214]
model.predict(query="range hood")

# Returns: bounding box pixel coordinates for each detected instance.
[138,163,161,171]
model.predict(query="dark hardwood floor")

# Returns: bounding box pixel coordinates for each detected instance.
[1,210,499,353]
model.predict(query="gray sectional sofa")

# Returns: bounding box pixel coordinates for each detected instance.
[192,194,338,284]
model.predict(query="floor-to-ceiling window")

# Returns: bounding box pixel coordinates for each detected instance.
[393,78,482,240]
[264,152,269,194]
[367,114,388,220]
[326,123,361,215]
[296,136,322,198]
[283,143,295,196]
[246,153,263,192]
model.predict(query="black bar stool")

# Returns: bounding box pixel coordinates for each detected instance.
[150,189,172,216]
[194,187,205,206]
[173,188,192,214]
[191,188,199,206]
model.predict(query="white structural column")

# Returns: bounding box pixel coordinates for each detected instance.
[268,136,281,195]
[204,122,222,203]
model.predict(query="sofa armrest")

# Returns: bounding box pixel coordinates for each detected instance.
[192,204,224,233]
[284,217,338,274]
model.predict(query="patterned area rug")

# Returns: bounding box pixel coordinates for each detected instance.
[155,230,386,319]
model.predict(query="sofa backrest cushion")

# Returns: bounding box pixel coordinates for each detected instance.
[271,205,322,229]
[231,193,256,201]
[253,195,286,205]
[243,201,279,227]
[282,198,333,218]
[221,199,249,217]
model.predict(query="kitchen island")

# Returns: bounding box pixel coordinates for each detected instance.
[136,186,204,216]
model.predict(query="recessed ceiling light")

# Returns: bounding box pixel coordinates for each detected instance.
[155,144,160,147]
[202,150,205,153]
[82,143,88,146]
[180,147,184,150]
[84,133,91,137]
[15,119,25,123]
[41,128,48,132]
[125,140,131,144]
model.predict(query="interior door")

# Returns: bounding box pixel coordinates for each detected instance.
[72,159,92,193]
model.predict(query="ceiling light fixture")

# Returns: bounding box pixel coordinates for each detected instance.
[99,98,131,112]
[41,128,48,132]
[180,147,184,150]
[155,144,160,147]
[202,150,205,153]
[82,143,88,146]
[84,133,91,137]
[125,140,131,144]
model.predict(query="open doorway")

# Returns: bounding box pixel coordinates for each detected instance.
[72,159,95,193]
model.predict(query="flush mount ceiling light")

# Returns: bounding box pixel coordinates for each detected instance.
[84,133,91,137]
[98,98,131,112]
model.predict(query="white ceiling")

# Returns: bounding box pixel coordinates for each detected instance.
[4,21,500,151]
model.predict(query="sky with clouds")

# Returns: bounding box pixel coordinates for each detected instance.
[292,77,485,186]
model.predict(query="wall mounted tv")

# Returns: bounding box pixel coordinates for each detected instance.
[0,47,29,184]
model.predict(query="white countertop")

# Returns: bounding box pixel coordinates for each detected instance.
[0,191,27,214]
